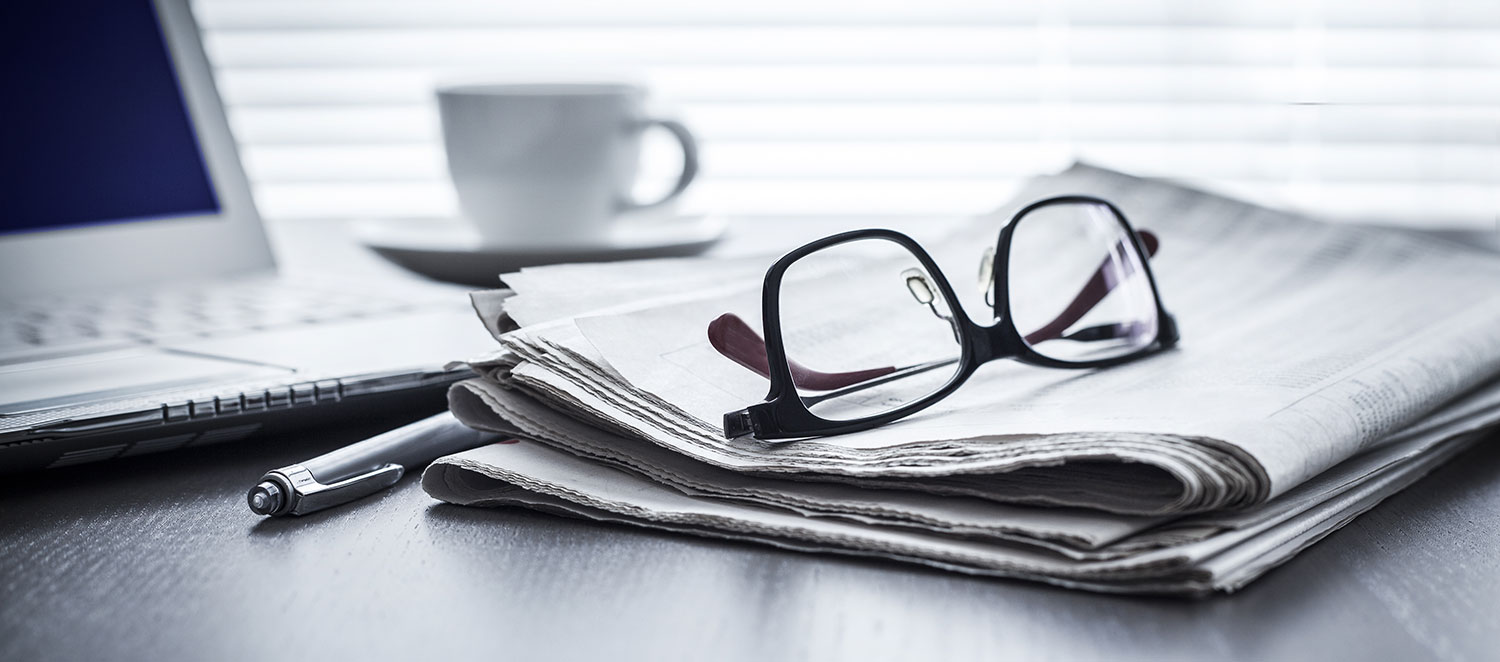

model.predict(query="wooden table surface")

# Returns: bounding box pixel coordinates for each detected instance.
[3,218,1498,661]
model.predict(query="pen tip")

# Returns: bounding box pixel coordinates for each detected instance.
[247,481,283,516]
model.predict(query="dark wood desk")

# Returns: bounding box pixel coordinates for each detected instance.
[3,219,1498,661]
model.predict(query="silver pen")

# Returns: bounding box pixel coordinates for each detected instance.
[247,411,498,517]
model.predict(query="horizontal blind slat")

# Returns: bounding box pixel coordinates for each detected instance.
[229,103,1500,144]
[193,0,1500,30]
[216,66,1500,106]
[203,28,1500,68]
[240,142,1499,182]
[250,179,1498,227]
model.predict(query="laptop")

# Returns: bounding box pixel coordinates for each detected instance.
[0,0,496,472]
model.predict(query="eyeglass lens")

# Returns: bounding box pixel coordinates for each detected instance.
[1004,201,1160,363]
[776,237,964,421]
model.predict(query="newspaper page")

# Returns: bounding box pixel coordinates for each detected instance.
[471,164,1500,515]
[423,413,1487,594]
[428,163,1500,594]
[444,370,1500,557]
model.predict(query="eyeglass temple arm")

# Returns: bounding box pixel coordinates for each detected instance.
[1021,229,1159,345]
[707,313,898,391]
[708,229,1161,391]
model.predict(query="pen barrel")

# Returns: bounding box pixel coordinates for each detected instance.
[302,411,490,484]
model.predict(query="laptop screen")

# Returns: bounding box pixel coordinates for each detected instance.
[1,0,220,236]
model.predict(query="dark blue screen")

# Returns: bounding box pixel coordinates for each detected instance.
[1,0,220,235]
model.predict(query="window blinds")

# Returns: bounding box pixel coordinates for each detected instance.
[195,0,1499,229]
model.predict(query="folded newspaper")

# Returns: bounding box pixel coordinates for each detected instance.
[422,164,1500,595]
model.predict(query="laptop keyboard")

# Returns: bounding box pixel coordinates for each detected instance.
[0,277,447,359]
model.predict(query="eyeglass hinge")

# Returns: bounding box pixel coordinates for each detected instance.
[723,409,756,439]
[1159,313,1181,348]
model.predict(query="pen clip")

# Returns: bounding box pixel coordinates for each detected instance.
[278,462,405,516]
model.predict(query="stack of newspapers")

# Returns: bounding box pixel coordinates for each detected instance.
[421,164,1500,595]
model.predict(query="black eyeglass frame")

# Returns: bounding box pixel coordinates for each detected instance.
[724,195,1180,440]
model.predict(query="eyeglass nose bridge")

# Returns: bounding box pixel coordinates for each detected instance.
[972,317,1025,364]
[898,259,1017,364]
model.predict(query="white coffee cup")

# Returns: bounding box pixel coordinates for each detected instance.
[436,82,699,247]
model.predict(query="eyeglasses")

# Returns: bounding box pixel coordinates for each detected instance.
[710,195,1179,440]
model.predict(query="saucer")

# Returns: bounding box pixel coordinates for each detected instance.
[354,214,729,286]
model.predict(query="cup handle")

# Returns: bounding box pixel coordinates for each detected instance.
[619,118,699,213]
